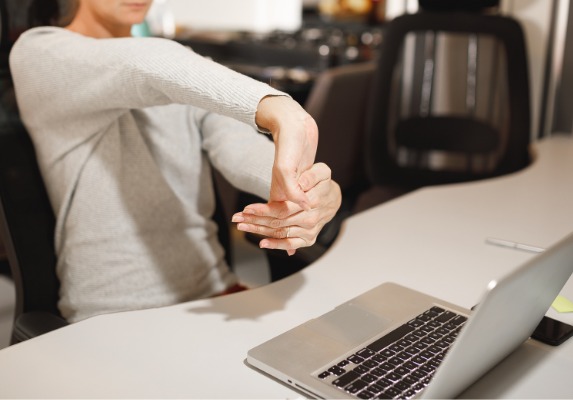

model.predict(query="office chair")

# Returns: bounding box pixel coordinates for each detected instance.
[364,11,531,190]
[0,0,8,277]
[307,62,377,236]
[0,0,67,344]
[0,117,69,345]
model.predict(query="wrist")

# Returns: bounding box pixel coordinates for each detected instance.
[256,95,304,139]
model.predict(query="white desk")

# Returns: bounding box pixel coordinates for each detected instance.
[1,135,573,398]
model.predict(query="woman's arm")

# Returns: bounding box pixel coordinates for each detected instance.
[10,27,283,132]
[10,27,319,211]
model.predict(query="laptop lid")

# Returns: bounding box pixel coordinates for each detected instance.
[423,231,573,398]
[247,232,573,399]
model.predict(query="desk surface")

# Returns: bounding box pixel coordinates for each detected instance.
[1,135,573,398]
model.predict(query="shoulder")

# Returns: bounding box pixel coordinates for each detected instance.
[13,26,75,49]
[10,26,87,66]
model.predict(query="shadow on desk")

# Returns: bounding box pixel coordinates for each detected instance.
[185,273,305,321]
[460,340,553,398]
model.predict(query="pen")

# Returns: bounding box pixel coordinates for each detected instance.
[485,237,546,254]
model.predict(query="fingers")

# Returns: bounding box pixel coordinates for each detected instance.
[244,200,302,218]
[269,161,329,210]
[269,169,311,211]
[270,179,311,211]
[231,163,339,256]
[232,204,322,253]
[298,162,331,191]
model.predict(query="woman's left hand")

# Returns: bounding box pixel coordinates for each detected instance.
[232,163,342,255]
[255,95,319,211]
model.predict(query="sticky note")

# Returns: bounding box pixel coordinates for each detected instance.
[552,295,573,313]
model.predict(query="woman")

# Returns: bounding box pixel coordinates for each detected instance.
[9,0,341,322]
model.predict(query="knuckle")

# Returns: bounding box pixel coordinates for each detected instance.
[250,225,263,235]
[303,213,320,227]
[317,162,331,175]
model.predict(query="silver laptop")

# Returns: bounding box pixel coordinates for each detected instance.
[247,232,573,399]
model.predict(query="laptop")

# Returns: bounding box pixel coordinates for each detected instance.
[247,232,573,399]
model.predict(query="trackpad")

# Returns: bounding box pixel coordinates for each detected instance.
[305,303,392,346]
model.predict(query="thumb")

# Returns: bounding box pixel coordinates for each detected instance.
[269,178,310,211]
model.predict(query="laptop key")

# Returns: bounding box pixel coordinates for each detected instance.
[372,354,387,363]
[338,359,350,367]
[345,379,368,394]
[376,377,393,388]
[354,365,370,375]
[318,371,330,379]
[403,361,417,370]
[379,362,394,372]
[332,370,360,388]
[385,372,402,381]
[402,375,418,386]
[348,354,365,364]
[394,380,410,391]
[394,366,410,376]
[368,383,385,393]
[367,324,415,352]
[357,389,376,399]
[410,370,427,380]
[383,387,402,397]
[436,311,456,323]
[357,348,376,358]
[328,365,346,376]
[379,348,396,358]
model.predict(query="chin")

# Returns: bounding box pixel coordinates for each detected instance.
[125,15,147,25]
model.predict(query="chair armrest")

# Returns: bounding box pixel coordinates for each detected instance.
[11,311,69,344]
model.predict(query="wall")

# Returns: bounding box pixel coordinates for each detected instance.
[156,0,303,34]
[501,0,555,138]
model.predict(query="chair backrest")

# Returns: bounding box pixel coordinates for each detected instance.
[365,11,531,188]
[0,99,61,320]
[306,61,376,197]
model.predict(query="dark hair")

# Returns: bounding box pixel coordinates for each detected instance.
[28,0,78,27]
[57,0,78,26]
[28,0,60,27]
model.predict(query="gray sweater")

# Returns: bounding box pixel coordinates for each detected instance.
[10,27,284,322]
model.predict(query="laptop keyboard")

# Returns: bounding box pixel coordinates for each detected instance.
[315,306,467,399]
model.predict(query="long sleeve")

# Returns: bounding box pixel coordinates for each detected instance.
[9,27,284,163]
[198,109,275,200]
